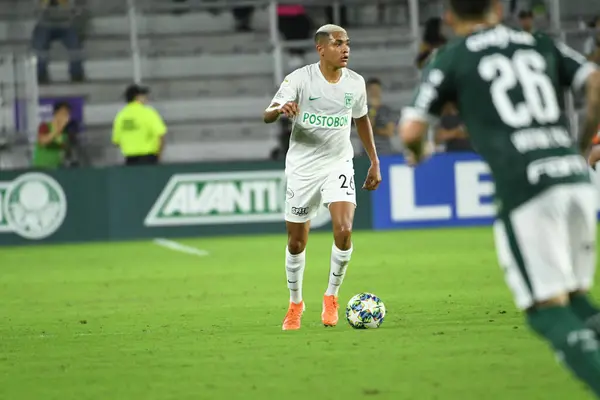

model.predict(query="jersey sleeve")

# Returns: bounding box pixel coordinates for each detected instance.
[352,77,368,119]
[402,48,456,125]
[553,39,599,91]
[270,70,301,105]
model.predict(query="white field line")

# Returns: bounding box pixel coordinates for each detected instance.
[152,238,210,257]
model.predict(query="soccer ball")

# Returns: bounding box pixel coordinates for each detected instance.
[345,293,386,329]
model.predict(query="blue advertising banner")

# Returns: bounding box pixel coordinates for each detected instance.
[373,153,497,230]
[372,152,600,230]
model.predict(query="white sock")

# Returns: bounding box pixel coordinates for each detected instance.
[286,247,306,304]
[325,243,353,296]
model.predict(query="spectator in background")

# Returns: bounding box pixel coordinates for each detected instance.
[278,5,312,70]
[517,10,535,33]
[112,84,168,166]
[32,0,85,84]
[415,17,447,69]
[232,6,254,32]
[436,104,473,152]
[584,16,600,64]
[33,101,71,168]
[366,78,396,155]
[530,0,547,19]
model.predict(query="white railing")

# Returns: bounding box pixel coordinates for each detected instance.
[127,0,143,84]
[0,52,39,169]
[268,1,283,86]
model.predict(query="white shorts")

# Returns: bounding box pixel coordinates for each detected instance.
[285,165,357,223]
[494,183,597,310]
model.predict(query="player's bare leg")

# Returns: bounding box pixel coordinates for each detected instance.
[282,221,310,331]
[322,201,355,327]
[527,294,600,396]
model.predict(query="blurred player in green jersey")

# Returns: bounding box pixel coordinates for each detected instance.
[400,0,600,396]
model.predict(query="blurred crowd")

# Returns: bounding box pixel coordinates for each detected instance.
[24,0,600,169]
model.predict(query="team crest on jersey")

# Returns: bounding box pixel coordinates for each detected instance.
[344,93,353,108]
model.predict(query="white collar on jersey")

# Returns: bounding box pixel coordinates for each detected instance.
[315,63,347,85]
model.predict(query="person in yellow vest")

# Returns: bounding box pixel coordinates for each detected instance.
[33,101,70,168]
[112,84,167,165]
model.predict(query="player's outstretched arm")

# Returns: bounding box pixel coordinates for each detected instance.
[263,102,299,124]
[580,70,600,155]
[354,115,381,190]
[399,118,433,166]
[399,47,453,166]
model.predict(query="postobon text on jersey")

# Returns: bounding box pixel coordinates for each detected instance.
[301,112,349,129]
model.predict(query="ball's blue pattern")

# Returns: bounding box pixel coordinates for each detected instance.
[345,292,386,329]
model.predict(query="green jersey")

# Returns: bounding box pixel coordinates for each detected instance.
[405,24,598,214]
[33,122,67,169]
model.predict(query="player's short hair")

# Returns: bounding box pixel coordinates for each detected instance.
[314,24,347,44]
[366,77,382,87]
[449,0,493,20]
[518,10,533,20]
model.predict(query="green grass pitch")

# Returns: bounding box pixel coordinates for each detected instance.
[1,227,597,399]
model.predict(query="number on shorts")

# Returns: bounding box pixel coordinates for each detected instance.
[339,174,355,190]
[477,49,560,128]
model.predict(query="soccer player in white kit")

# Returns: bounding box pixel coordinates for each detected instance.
[263,24,382,330]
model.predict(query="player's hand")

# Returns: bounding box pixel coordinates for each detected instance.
[279,102,299,118]
[54,115,69,131]
[404,142,434,167]
[587,146,600,168]
[363,163,382,191]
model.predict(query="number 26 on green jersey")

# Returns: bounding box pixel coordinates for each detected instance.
[478,49,560,128]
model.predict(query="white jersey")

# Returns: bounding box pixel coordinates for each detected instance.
[271,63,368,179]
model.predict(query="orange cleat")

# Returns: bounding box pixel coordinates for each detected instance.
[282,301,305,331]
[322,295,339,327]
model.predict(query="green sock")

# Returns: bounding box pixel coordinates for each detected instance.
[570,293,600,335]
[527,306,600,397]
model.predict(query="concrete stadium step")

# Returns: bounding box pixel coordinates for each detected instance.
[0,31,272,60]
[0,0,128,19]
[38,74,275,102]
[0,7,413,40]
[88,137,275,166]
[4,87,413,130]
[84,119,274,146]
[37,65,417,103]
[42,46,414,82]
[77,89,412,127]
[0,10,270,41]
[0,23,414,60]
